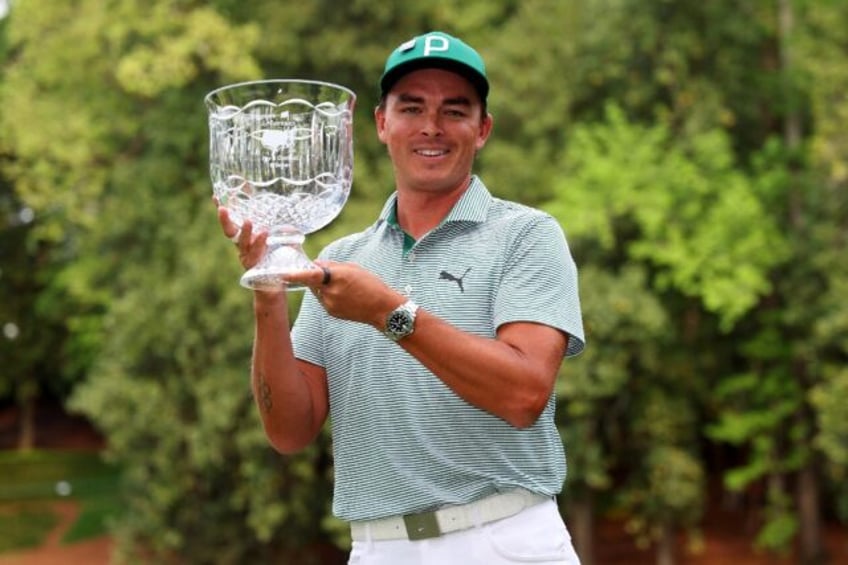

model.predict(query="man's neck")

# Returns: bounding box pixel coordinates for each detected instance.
[395,177,472,238]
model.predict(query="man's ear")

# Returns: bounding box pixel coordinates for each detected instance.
[476,112,494,150]
[374,106,387,144]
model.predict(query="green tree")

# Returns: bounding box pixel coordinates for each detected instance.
[556,265,672,564]
[0,0,319,560]
[707,3,848,562]
[798,0,848,542]
[545,105,780,563]
[509,2,847,563]
[0,0,524,560]
[3,0,847,563]
[0,11,86,449]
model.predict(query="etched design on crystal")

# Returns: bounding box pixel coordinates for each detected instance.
[209,97,353,236]
[205,80,356,291]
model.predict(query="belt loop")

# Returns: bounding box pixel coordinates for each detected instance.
[365,521,373,546]
[470,504,483,529]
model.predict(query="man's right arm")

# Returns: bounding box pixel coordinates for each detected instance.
[216,205,329,454]
[252,291,329,454]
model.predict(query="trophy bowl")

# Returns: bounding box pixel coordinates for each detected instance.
[205,79,356,291]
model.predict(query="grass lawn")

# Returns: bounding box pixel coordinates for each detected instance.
[0,450,121,552]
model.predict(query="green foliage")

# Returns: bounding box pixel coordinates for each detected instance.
[705,335,809,543]
[66,208,336,561]
[548,104,787,328]
[560,266,669,400]
[557,264,670,495]
[755,483,797,554]
[799,0,848,186]
[541,5,848,557]
[620,445,705,548]
[618,389,704,549]
[1,1,532,560]
[0,180,80,418]
[2,0,848,562]
[114,7,262,97]
[811,368,848,470]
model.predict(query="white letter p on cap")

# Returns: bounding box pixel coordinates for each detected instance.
[423,35,449,56]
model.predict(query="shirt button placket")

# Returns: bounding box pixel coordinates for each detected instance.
[402,246,418,298]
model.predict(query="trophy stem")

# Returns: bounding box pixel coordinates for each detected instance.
[239,233,317,292]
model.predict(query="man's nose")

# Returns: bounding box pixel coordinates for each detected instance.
[420,111,443,136]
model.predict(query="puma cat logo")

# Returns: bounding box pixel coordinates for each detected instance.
[439,267,472,293]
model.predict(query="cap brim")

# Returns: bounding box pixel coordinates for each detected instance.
[380,58,489,102]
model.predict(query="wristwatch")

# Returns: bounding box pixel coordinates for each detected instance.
[384,300,419,342]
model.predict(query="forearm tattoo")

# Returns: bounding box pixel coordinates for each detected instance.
[256,372,273,414]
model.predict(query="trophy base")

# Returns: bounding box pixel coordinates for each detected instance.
[239,239,317,292]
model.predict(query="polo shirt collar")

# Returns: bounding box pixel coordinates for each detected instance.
[378,175,492,228]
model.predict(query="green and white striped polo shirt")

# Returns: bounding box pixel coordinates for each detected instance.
[291,176,585,522]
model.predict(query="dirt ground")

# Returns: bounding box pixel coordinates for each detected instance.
[1,401,846,564]
[0,501,111,565]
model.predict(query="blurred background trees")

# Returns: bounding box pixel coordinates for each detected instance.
[1,0,845,564]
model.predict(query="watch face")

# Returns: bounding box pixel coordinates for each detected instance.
[387,311,413,336]
[385,301,418,341]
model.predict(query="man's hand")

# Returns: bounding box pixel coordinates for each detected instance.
[284,262,405,329]
[216,201,268,271]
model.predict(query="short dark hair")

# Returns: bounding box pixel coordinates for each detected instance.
[376,92,488,121]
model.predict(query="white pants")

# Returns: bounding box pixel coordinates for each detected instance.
[348,499,581,565]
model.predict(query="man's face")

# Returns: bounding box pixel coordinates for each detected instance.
[375,68,493,195]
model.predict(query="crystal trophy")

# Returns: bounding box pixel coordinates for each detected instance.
[205,79,355,290]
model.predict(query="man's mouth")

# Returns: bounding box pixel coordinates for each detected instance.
[415,148,449,157]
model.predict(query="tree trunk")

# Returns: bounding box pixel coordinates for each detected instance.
[797,464,826,564]
[777,3,825,561]
[570,493,595,565]
[17,394,36,450]
[778,0,802,149]
[778,0,805,228]
[656,521,676,565]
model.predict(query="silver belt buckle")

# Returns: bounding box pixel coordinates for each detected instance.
[402,511,442,540]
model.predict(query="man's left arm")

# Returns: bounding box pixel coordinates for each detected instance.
[290,262,567,428]
[395,310,568,428]
[285,214,581,428]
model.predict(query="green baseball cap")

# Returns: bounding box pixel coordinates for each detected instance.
[380,31,489,102]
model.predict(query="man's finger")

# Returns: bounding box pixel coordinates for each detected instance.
[283,265,325,288]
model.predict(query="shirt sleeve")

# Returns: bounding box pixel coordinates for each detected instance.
[291,290,326,366]
[493,213,585,357]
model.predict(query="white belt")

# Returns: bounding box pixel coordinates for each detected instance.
[350,488,549,541]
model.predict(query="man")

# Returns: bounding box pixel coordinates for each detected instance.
[219,31,584,565]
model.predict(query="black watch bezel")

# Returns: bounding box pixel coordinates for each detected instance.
[385,301,418,341]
